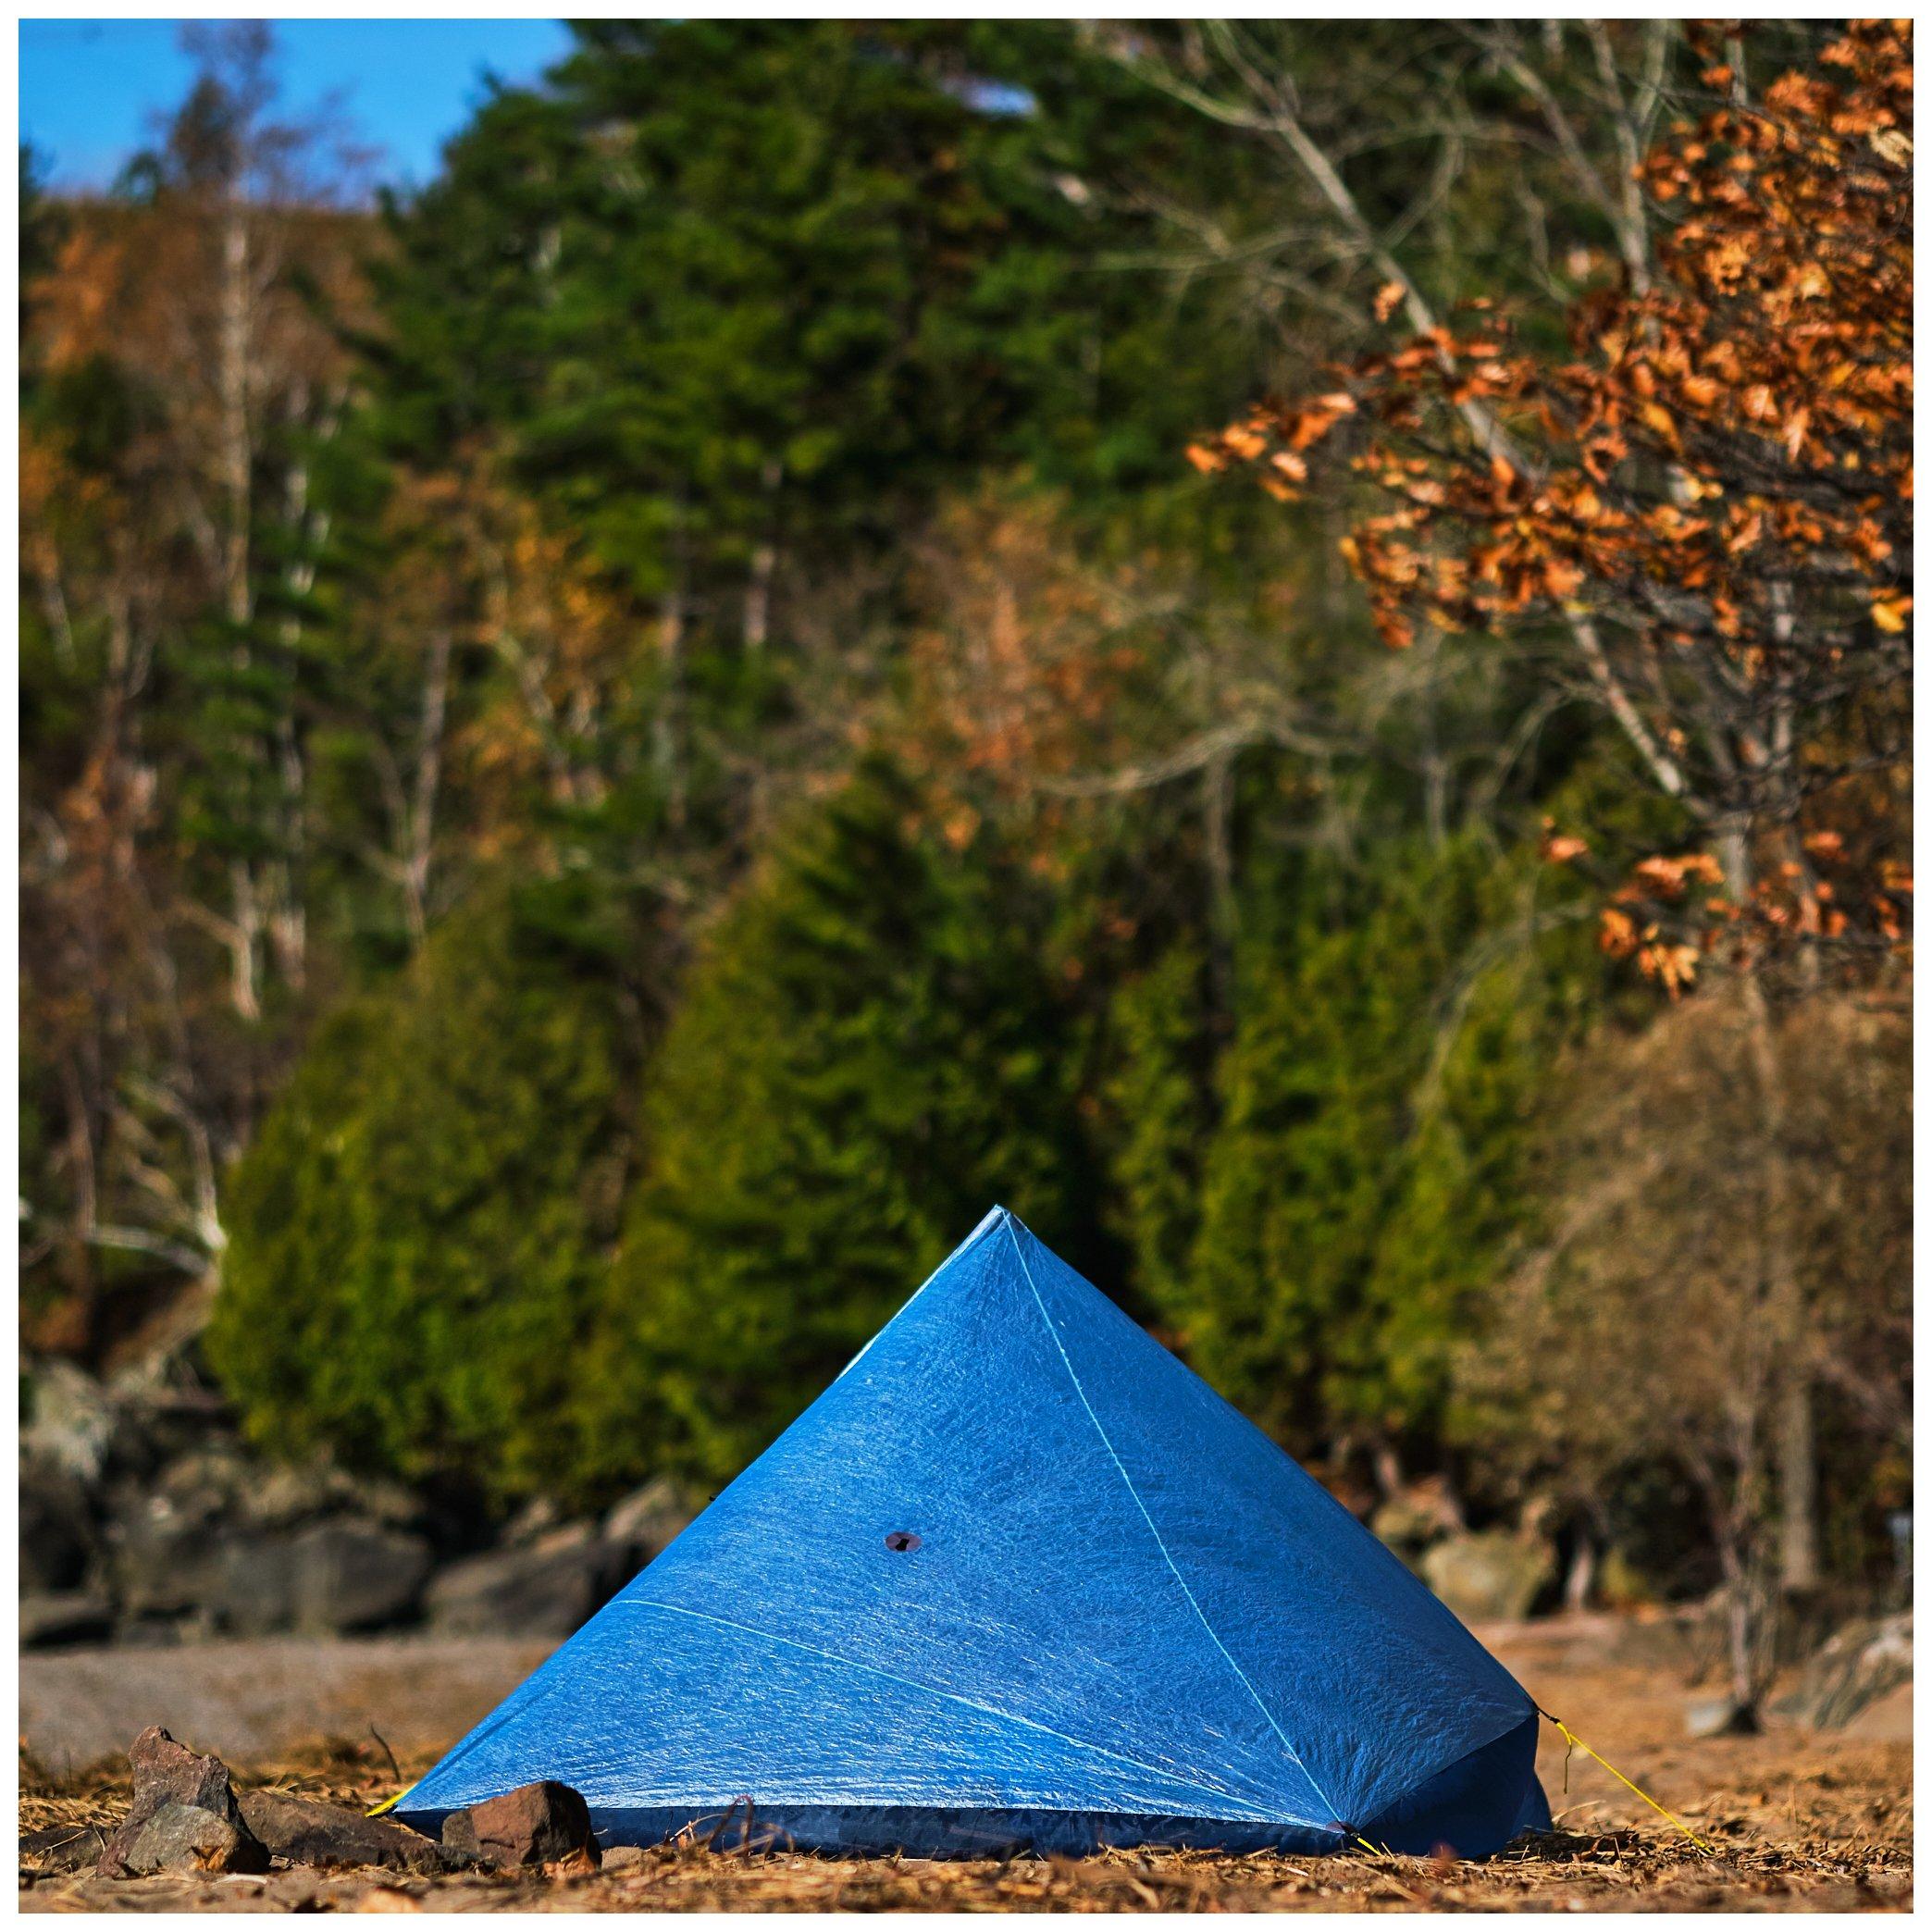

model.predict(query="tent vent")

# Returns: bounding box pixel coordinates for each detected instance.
[884,1531,922,1553]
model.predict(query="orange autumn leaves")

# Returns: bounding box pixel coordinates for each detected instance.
[1195,20,1913,992]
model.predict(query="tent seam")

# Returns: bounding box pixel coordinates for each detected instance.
[622,1595,1294,1822]
[1002,1215,1346,1829]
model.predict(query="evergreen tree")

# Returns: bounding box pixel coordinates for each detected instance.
[1175,834,1591,1466]
[206,885,642,1505]
[580,758,1112,1488]
[1101,941,1216,1319]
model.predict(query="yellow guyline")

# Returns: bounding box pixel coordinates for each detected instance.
[1538,1703,1716,1855]
[1348,1706,1716,1862]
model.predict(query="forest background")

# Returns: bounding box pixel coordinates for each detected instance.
[19,19,1911,1710]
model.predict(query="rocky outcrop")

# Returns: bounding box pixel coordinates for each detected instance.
[424,1529,633,1638]
[19,1589,114,1648]
[604,1476,696,1557]
[1777,1613,1912,1731]
[19,1354,686,1650]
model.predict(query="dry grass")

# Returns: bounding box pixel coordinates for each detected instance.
[19,1639,1911,1913]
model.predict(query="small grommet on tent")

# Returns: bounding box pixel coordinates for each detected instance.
[884,1531,922,1553]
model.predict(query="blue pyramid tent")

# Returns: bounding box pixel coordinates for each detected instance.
[396,1207,1550,1857]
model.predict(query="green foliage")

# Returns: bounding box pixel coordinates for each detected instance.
[376,22,1258,554]
[1168,834,1600,1462]
[579,759,1111,1488]
[206,887,641,1505]
[1101,942,1216,1318]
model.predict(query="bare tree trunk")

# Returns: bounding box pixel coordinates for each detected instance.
[218,197,253,635]
[1690,1444,1765,1715]
[217,189,266,1020]
[656,579,687,832]
[402,631,452,945]
[269,718,307,991]
[224,860,262,1022]
[744,456,782,656]
[266,393,332,994]
[1201,747,1237,1012]
[1563,1534,1596,1615]
[1719,823,1820,1598]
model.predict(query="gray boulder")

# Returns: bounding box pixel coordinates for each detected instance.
[1777,1612,1912,1730]
[426,1538,633,1638]
[605,1476,695,1558]
[105,1496,228,1622]
[107,1458,432,1636]
[246,1461,423,1534]
[286,1520,434,1631]
[1419,1530,1556,1625]
[207,1521,433,1636]
[20,1588,114,1649]
[20,1453,97,1593]
[102,1441,259,1620]
[22,1358,122,1483]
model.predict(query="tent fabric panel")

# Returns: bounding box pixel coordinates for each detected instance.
[1010,1219,1532,1830]
[395,1600,1284,1830]
[626,1226,1331,1821]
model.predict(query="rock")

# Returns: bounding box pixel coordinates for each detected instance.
[22,1358,121,1483]
[238,1790,445,1875]
[96,1723,266,1876]
[19,1822,108,1874]
[114,1512,432,1638]
[20,1589,115,1649]
[440,1780,600,1869]
[107,1512,226,1623]
[425,1540,632,1638]
[1843,1679,1912,1742]
[248,1462,423,1533]
[1370,1476,1463,1562]
[104,1449,249,1619]
[530,1519,600,1557]
[156,1442,262,1519]
[601,1842,649,1875]
[283,1521,433,1634]
[1419,1530,1556,1625]
[20,1453,98,1593]
[125,1722,240,1816]
[1777,1612,1912,1730]
[604,1477,694,1557]
[502,1495,566,1547]
[247,1462,360,1530]
[105,1800,270,1876]
[1686,1695,1759,1739]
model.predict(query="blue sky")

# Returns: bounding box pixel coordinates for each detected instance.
[20,19,574,193]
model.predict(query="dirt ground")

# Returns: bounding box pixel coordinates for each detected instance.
[19,1620,1911,1913]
